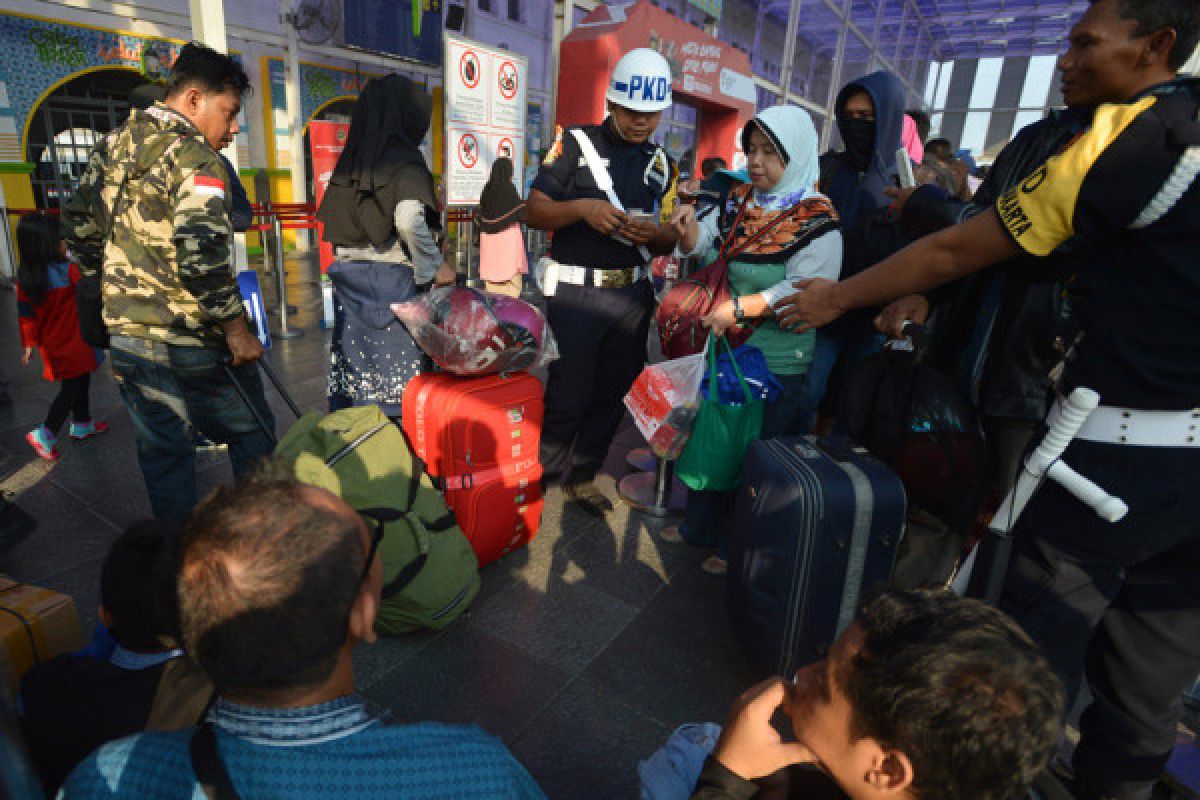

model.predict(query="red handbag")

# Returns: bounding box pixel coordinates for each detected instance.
[656,195,808,360]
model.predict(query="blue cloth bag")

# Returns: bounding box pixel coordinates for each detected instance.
[699,343,784,405]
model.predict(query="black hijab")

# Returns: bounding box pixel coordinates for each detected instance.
[476,157,525,233]
[317,74,438,249]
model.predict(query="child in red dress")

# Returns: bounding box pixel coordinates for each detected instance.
[16,213,108,461]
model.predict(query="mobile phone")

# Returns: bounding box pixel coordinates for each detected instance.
[628,210,657,223]
[895,148,917,189]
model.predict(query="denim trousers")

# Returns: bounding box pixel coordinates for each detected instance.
[680,371,810,554]
[110,336,276,522]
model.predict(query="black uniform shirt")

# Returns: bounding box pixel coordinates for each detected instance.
[532,120,673,269]
[996,78,1200,409]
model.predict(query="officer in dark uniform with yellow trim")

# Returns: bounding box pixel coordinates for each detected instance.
[774,1,1200,796]
[527,48,679,516]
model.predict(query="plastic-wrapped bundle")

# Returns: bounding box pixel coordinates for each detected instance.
[625,345,707,460]
[392,287,558,376]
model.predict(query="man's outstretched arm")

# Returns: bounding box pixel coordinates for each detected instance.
[775,208,1021,332]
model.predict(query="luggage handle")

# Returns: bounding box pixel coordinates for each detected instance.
[813,434,856,463]
[898,320,927,351]
[221,356,303,447]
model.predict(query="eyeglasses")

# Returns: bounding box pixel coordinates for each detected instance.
[358,513,384,587]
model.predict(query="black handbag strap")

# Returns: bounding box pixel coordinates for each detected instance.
[190,722,241,800]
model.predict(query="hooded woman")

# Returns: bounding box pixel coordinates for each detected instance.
[794,70,908,434]
[317,75,455,418]
[665,105,843,574]
[475,156,528,297]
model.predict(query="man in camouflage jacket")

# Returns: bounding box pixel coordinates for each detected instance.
[62,42,274,521]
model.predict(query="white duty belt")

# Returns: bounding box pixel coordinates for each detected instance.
[536,257,646,296]
[1046,399,1200,448]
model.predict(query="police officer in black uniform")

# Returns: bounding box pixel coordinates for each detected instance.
[527,48,679,516]
[775,1,1200,796]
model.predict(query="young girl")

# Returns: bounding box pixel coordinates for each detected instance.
[16,213,107,461]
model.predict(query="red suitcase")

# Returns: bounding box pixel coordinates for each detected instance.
[402,372,544,566]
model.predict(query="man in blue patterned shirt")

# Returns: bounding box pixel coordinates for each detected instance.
[59,472,544,799]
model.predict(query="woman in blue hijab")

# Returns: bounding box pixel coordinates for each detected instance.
[664,105,843,574]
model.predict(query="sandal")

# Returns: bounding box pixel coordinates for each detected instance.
[659,525,685,544]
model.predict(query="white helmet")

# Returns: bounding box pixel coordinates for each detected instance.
[606,48,673,113]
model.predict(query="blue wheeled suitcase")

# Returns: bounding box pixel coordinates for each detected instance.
[727,435,906,678]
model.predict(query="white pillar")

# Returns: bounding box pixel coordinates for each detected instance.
[0,180,14,280]
[777,0,803,103]
[189,0,251,270]
[282,0,312,249]
[549,0,574,127]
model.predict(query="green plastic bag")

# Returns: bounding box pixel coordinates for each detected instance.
[676,336,764,491]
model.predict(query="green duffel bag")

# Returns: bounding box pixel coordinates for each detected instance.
[275,406,480,635]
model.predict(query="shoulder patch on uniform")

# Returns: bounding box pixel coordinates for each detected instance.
[191,175,226,200]
[543,125,565,165]
[644,147,671,195]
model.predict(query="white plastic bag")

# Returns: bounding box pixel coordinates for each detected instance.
[624,340,708,460]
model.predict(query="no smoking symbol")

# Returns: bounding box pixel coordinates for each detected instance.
[458,134,479,169]
[498,61,518,99]
[497,138,514,159]
[460,50,480,89]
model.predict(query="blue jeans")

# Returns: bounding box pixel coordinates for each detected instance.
[110,336,276,522]
[681,371,810,553]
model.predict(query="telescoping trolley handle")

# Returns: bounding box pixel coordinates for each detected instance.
[989,388,1129,535]
[220,356,304,447]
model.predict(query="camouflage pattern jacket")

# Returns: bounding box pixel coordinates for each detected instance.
[61,103,243,347]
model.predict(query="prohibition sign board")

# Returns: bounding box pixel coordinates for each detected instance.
[458,133,480,168]
[444,34,529,206]
[459,49,481,89]
[497,60,518,100]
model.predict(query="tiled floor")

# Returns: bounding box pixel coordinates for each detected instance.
[0,255,756,798]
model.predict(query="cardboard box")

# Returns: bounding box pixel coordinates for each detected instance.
[0,577,84,693]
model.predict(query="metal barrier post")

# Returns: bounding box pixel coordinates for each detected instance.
[272,213,302,339]
[456,214,466,279]
[618,455,685,517]
[258,203,274,277]
[466,215,478,287]
[0,205,15,282]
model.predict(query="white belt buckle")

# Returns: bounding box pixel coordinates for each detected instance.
[538,257,560,297]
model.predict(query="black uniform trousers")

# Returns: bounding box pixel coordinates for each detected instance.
[999,437,1200,800]
[540,279,655,485]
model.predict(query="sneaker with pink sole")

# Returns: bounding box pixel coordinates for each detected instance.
[26,426,60,461]
[69,420,109,440]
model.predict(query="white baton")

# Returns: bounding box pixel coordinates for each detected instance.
[989,388,1129,535]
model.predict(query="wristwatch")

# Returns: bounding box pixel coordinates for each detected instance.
[733,296,747,324]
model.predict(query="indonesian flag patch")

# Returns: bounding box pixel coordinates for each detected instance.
[193,175,226,199]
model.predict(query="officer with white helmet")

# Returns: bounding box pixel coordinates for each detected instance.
[527,47,679,516]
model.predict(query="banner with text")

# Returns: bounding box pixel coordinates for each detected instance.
[309,120,351,275]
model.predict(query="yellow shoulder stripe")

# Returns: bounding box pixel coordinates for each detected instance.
[997,95,1157,257]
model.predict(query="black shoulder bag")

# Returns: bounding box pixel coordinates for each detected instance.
[75,134,185,349]
[190,722,242,800]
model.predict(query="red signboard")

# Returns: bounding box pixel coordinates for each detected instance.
[309,120,351,275]
[556,1,756,168]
